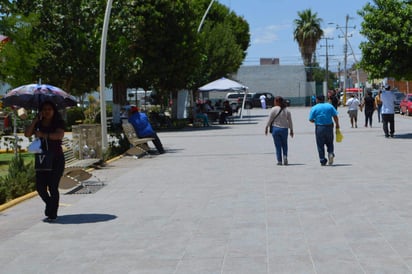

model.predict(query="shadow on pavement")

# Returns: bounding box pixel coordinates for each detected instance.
[51,213,117,224]
[330,163,353,167]
[394,133,412,139]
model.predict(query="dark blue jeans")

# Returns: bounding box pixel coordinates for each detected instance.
[315,125,334,164]
[272,126,288,162]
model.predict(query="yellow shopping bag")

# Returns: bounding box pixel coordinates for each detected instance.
[336,128,343,143]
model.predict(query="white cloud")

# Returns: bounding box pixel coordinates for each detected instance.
[252,24,290,45]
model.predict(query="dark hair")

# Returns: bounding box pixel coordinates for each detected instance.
[275,96,287,109]
[316,95,325,102]
[39,100,64,124]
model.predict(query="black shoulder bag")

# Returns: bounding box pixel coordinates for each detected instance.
[269,108,283,133]
[34,138,54,171]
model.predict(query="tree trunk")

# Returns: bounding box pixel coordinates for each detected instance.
[112,82,127,105]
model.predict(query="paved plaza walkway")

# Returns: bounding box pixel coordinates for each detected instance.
[0,106,411,274]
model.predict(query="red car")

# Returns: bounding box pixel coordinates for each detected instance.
[399,93,412,116]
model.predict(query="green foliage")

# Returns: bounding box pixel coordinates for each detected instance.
[188,0,250,90]
[0,153,35,204]
[358,0,412,79]
[0,13,47,85]
[312,63,338,89]
[103,131,130,161]
[83,95,100,123]
[66,107,85,130]
[2,0,250,117]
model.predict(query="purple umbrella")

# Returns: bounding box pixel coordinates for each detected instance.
[2,84,78,109]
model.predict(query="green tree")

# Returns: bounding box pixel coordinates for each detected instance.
[0,14,47,86]
[293,9,324,82]
[189,0,249,90]
[311,63,337,89]
[358,0,412,79]
[124,1,201,117]
[3,0,101,96]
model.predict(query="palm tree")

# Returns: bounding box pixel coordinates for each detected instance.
[293,9,323,82]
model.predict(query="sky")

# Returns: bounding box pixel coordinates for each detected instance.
[218,0,370,71]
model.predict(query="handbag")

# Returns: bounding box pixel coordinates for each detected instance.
[269,108,283,133]
[34,139,54,171]
[28,138,42,153]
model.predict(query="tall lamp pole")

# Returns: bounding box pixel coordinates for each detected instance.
[191,0,215,120]
[99,0,113,150]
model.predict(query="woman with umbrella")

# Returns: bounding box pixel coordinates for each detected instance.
[24,101,66,222]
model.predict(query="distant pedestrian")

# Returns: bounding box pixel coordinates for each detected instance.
[381,84,396,138]
[346,94,361,128]
[259,94,267,109]
[309,95,340,166]
[361,90,376,127]
[328,90,339,110]
[265,96,293,165]
[311,95,316,106]
[375,90,383,122]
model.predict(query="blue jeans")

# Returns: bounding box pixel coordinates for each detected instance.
[271,126,288,162]
[315,125,334,164]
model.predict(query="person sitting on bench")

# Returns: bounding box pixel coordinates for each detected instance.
[128,106,165,154]
[219,100,233,124]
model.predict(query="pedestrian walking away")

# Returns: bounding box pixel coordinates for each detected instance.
[309,95,340,166]
[361,90,376,127]
[346,94,361,128]
[380,84,396,138]
[24,101,66,222]
[265,96,294,165]
[328,89,340,110]
[375,90,383,122]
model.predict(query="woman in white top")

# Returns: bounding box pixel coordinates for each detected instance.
[346,94,361,128]
[265,96,294,165]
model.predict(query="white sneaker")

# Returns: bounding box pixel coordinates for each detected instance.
[328,153,334,165]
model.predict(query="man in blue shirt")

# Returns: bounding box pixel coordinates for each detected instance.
[128,106,165,154]
[309,95,340,166]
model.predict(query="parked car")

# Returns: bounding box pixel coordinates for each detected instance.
[238,92,275,109]
[394,91,405,113]
[239,92,292,109]
[399,94,412,116]
[225,92,253,112]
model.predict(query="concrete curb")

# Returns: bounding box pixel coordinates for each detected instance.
[0,154,125,212]
[0,191,37,212]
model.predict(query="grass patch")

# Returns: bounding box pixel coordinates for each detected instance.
[0,152,34,177]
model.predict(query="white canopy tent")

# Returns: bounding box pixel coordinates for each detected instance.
[198,77,248,118]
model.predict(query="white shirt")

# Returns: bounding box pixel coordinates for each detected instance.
[259,95,266,102]
[381,90,396,114]
[346,97,360,110]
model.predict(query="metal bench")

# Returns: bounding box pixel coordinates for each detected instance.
[59,138,103,190]
[122,122,154,157]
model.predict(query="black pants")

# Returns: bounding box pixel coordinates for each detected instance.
[142,133,165,154]
[35,153,65,219]
[382,113,395,137]
[364,110,374,127]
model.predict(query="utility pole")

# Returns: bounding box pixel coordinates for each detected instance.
[320,37,334,88]
[337,15,355,104]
